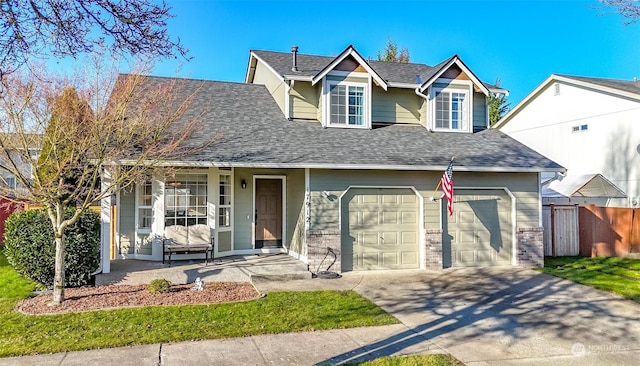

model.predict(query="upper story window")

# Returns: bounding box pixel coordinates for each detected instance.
[330,83,365,126]
[323,75,370,129]
[432,87,470,132]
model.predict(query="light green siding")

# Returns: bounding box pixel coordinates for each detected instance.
[372,87,423,124]
[309,169,540,231]
[309,170,440,231]
[233,168,305,252]
[473,92,487,131]
[119,188,135,255]
[253,60,286,115]
[290,82,319,120]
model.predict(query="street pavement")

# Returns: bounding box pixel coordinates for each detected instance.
[2,267,639,365]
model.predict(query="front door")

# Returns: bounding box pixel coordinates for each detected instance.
[255,179,283,248]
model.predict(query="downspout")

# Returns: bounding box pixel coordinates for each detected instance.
[415,87,431,131]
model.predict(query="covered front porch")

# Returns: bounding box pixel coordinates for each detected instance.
[95,254,311,286]
[100,167,307,274]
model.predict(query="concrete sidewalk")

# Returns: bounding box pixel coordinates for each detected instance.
[0,324,442,366]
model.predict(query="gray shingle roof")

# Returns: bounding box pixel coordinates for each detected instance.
[142,76,561,172]
[556,74,640,96]
[252,50,500,88]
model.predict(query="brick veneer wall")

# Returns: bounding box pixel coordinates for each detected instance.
[425,229,443,270]
[517,227,544,268]
[307,230,341,273]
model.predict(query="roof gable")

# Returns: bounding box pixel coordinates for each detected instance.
[496,74,640,129]
[311,45,388,91]
[417,55,490,95]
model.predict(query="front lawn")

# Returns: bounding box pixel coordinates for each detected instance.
[346,354,463,366]
[539,256,640,302]
[0,250,398,357]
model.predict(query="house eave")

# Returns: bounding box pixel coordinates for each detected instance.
[107,160,564,173]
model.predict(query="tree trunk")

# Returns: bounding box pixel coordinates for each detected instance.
[51,203,67,305]
[52,233,66,304]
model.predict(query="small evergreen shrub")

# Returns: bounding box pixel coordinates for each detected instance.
[4,208,100,288]
[147,278,171,294]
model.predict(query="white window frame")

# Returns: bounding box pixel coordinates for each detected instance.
[218,170,233,231]
[134,179,153,256]
[429,81,473,133]
[322,72,371,129]
[163,173,209,228]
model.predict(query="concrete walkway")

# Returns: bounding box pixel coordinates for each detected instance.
[2,268,640,365]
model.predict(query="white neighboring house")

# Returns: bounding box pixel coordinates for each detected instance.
[494,74,638,207]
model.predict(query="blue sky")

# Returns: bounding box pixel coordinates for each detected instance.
[152,0,640,105]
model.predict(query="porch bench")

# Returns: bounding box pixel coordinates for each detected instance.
[163,224,214,265]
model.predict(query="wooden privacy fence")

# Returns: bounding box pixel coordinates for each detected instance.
[543,205,580,256]
[579,206,640,257]
[543,205,640,257]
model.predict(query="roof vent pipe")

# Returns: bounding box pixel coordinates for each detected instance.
[291,45,299,72]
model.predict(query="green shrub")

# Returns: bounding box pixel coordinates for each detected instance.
[147,278,171,294]
[4,208,100,288]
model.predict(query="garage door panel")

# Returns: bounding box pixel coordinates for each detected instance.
[382,211,398,224]
[361,232,379,245]
[459,211,476,224]
[446,190,512,268]
[382,252,399,266]
[381,231,398,244]
[477,249,495,263]
[401,251,418,266]
[345,188,420,271]
[401,211,417,224]
[401,231,417,245]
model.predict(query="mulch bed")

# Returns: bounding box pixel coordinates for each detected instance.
[15,282,261,315]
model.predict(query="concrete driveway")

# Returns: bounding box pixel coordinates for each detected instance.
[2,267,638,365]
[333,267,640,365]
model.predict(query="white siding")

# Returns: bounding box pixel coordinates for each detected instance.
[500,81,640,205]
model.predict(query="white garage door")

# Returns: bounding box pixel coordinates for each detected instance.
[446,189,513,267]
[343,188,420,270]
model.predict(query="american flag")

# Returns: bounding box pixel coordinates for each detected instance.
[441,160,454,217]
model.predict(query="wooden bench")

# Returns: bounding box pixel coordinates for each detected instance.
[163,224,214,265]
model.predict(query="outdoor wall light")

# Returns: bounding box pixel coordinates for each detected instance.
[322,190,330,198]
[241,179,247,189]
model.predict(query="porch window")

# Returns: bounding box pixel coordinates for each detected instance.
[218,173,232,228]
[137,180,152,230]
[164,174,208,227]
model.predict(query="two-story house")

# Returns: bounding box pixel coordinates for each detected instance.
[99,45,562,275]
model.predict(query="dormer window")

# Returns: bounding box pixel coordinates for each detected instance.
[330,83,365,126]
[323,76,370,128]
[430,84,472,132]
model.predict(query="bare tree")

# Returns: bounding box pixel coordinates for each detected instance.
[0,0,188,76]
[0,57,206,304]
[597,1,640,24]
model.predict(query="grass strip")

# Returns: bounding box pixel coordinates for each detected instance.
[345,354,464,366]
[538,256,640,303]
[0,250,398,357]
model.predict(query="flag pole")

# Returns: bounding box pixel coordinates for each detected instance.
[430,156,455,200]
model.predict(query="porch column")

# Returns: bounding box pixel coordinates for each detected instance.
[100,168,112,274]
